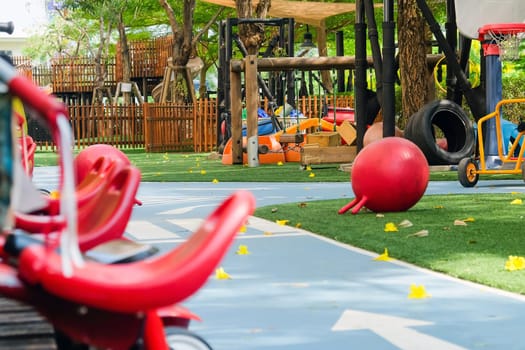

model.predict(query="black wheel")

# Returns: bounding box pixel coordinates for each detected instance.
[458,158,479,187]
[165,327,213,350]
[405,100,475,165]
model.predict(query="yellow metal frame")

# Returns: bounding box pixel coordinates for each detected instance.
[476,98,525,175]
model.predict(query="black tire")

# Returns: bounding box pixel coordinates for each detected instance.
[458,158,479,187]
[165,327,213,350]
[405,100,475,165]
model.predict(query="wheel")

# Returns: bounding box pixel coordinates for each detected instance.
[165,327,213,350]
[458,158,479,187]
[405,100,475,165]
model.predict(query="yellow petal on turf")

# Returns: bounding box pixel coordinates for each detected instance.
[295,223,302,228]
[309,172,315,178]
[236,245,250,255]
[511,199,523,205]
[277,161,284,166]
[505,255,525,271]
[276,220,289,226]
[384,222,398,232]
[212,178,219,183]
[200,170,207,175]
[398,219,413,228]
[462,217,475,222]
[408,284,431,299]
[306,166,312,171]
[454,219,467,226]
[434,205,444,209]
[374,248,393,261]
[215,267,231,280]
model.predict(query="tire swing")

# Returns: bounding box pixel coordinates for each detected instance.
[404,99,475,165]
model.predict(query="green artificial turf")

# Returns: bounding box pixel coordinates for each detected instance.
[255,193,525,294]
[34,150,521,182]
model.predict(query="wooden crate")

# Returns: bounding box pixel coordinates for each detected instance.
[306,132,341,147]
[301,144,357,166]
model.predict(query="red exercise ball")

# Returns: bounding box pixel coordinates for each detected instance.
[339,137,429,215]
[74,144,130,184]
[363,122,404,147]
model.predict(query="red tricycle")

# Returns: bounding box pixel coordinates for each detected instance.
[0,50,256,349]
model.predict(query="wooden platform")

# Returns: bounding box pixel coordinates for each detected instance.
[0,298,56,349]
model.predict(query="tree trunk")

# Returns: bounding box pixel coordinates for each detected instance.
[398,0,429,125]
[235,0,271,55]
[118,11,132,105]
[158,0,195,103]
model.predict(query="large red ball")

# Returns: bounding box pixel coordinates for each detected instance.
[351,137,429,212]
[74,144,130,184]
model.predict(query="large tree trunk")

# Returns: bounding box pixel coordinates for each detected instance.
[398,0,430,125]
[235,0,271,55]
[158,0,196,103]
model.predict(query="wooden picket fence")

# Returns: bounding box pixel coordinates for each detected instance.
[29,95,354,152]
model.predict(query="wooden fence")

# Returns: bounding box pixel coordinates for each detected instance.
[28,96,353,152]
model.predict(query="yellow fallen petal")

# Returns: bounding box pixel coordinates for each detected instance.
[263,231,273,236]
[49,190,60,199]
[511,199,523,205]
[374,248,392,261]
[295,223,302,228]
[306,166,312,171]
[200,170,207,175]
[276,219,289,226]
[309,172,315,178]
[215,267,231,280]
[277,161,284,166]
[384,222,398,232]
[212,178,219,183]
[408,284,431,299]
[434,205,444,209]
[462,217,475,222]
[236,245,250,255]
[239,225,247,233]
[505,255,525,271]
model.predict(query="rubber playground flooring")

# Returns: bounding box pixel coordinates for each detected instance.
[33,167,525,350]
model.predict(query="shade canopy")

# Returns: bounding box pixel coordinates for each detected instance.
[200,0,366,28]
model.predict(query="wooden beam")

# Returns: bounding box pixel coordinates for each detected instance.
[244,55,259,167]
[230,60,243,164]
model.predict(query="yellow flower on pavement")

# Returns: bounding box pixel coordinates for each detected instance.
[374,248,392,261]
[215,267,232,280]
[408,284,431,299]
[236,245,250,255]
[505,255,525,271]
[384,222,398,232]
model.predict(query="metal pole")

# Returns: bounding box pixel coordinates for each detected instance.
[355,0,368,152]
[382,0,396,137]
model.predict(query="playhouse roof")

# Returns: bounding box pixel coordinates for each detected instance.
[201,0,367,28]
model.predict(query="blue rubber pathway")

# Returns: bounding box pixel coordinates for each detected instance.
[33,167,525,350]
